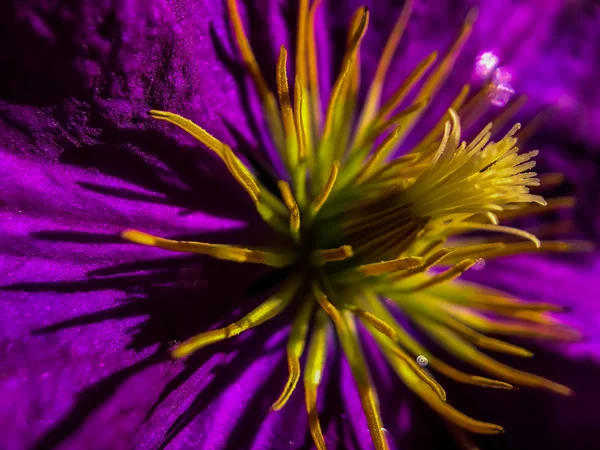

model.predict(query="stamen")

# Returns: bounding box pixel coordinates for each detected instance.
[375,51,438,125]
[172,273,303,359]
[311,161,340,215]
[358,256,423,277]
[304,309,329,450]
[278,181,301,239]
[395,9,477,141]
[447,307,581,342]
[429,357,514,390]
[446,223,541,248]
[319,7,369,176]
[307,0,323,128]
[272,298,314,410]
[537,172,565,189]
[225,0,284,149]
[496,196,575,221]
[420,320,574,395]
[295,0,309,84]
[390,248,454,281]
[276,47,299,170]
[223,147,261,205]
[405,259,476,291]
[356,0,414,136]
[489,94,528,136]
[148,110,261,206]
[354,308,447,401]
[411,84,471,154]
[311,245,354,265]
[381,343,504,434]
[364,293,514,391]
[121,230,295,267]
[466,240,587,261]
[315,291,389,450]
[294,76,309,162]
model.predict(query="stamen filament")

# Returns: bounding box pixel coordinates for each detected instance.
[359,256,423,277]
[278,180,301,240]
[311,161,340,215]
[304,308,330,450]
[355,0,414,136]
[276,46,299,170]
[225,0,284,149]
[315,290,388,450]
[405,259,476,291]
[121,230,295,267]
[172,273,304,359]
[311,245,354,265]
[272,298,314,410]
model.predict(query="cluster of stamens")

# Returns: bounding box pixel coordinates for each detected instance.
[122,1,587,448]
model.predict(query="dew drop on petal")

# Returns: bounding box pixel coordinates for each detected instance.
[488,82,515,107]
[473,258,486,270]
[492,66,513,84]
[416,355,429,367]
[474,50,500,79]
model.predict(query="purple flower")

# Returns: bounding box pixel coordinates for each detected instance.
[1,1,599,449]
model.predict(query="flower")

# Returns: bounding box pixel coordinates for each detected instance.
[1,0,599,449]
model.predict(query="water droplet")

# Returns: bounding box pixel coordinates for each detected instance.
[381,427,389,434]
[488,82,515,107]
[492,66,513,85]
[474,50,500,80]
[473,258,486,270]
[416,355,429,367]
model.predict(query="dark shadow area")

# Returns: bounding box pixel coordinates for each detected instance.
[7,221,282,450]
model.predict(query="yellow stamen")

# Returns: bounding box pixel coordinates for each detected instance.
[394,9,477,143]
[121,229,295,267]
[294,77,308,163]
[354,308,447,400]
[225,0,284,149]
[311,245,354,265]
[319,7,369,177]
[497,196,575,221]
[406,259,476,291]
[420,320,573,395]
[311,161,340,215]
[356,0,414,136]
[277,180,301,239]
[537,172,565,189]
[489,94,528,136]
[364,293,514,391]
[446,223,541,248]
[359,256,423,277]
[295,0,309,84]
[223,146,260,205]
[272,298,314,410]
[390,248,454,281]
[375,51,438,125]
[429,357,514,390]
[411,84,471,153]
[276,46,299,170]
[148,110,262,206]
[172,273,303,359]
[315,291,389,450]
[304,308,329,450]
[307,0,323,128]
[380,341,504,434]
[447,306,581,342]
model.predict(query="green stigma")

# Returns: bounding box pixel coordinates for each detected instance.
[123,0,588,448]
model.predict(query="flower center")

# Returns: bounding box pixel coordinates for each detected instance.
[121,1,587,449]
